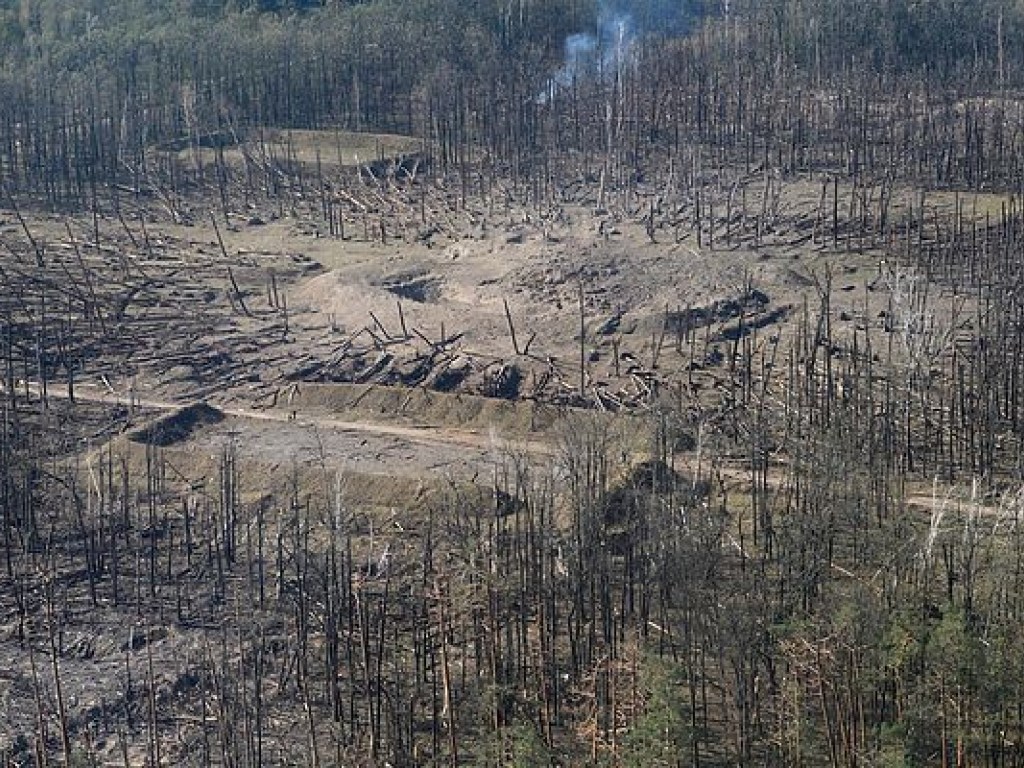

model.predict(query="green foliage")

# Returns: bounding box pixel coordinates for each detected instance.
[470,722,554,768]
[506,724,553,768]
[620,654,691,768]
[876,723,914,768]
[0,8,23,49]
[0,0,584,70]
[740,0,1024,81]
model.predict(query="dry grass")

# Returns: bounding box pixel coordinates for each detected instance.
[163,128,423,169]
[272,382,569,436]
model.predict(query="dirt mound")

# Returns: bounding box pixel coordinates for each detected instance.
[127,403,225,447]
[292,271,375,315]
[262,382,574,436]
[377,271,443,303]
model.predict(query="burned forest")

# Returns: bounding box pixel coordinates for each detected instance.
[5,0,1024,765]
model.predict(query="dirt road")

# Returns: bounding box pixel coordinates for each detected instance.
[22,379,556,483]
[20,380,1011,515]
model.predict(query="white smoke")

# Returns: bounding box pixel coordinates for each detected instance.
[541,0,711,102]
[541,7,636,101]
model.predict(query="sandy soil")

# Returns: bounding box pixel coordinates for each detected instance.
[3,134,977,496]
[0,141,1003,765]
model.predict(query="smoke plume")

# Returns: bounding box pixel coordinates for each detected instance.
[542,0,706,100]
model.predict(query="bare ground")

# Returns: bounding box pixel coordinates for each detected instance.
[0,132,1005,764]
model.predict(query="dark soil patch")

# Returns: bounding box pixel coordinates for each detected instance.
[482,363,522,399]
[603,459,710,528]
[718,305,792,341]
[664,289,771,333]
[379,272,443,303]
[127,403,225,447]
